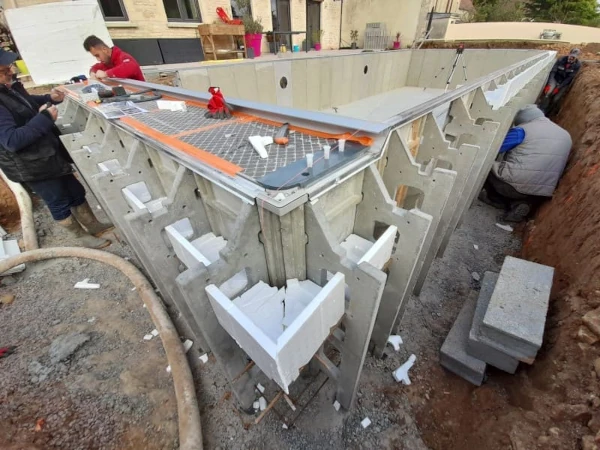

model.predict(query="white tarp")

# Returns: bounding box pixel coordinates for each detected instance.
[5,0,113,85]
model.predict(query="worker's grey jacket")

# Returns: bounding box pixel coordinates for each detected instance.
[492,117,572,197]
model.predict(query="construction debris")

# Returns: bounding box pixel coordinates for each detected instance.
[393,354,417,385]
[74,278,100,289]
[495,223,514,232]
[183,339,193,353]
[199,354,209,363]
[387,335,403,351]
[360,417,372,429]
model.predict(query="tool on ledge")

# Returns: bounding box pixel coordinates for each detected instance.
[82,84,162,103]
[274,123,290,145]
[205,86,233,119]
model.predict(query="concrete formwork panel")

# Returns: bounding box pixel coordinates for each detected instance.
[55,48,555,413]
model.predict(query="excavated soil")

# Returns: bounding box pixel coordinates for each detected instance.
[425,41,600,61]
[0,176,20,231]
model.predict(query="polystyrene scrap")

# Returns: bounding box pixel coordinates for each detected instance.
[333,400,341,411]
[253,401,260,411]
[166,365,171,373]
[74,278,100,289]
[282,424,288,429]
[495,223,514,232]
[143,334,153,341]
[182,339,193,353]
[473,244,479,250]
[361,417,371,429]
[259,397,267,411]
[151,329,159,337]
[199,353,209,363]
[387,335,403,351]
[256,383,265,393]
[393,354,417,385]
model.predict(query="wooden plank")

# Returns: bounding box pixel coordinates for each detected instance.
[198,24,245,36]
[394,117,423,207]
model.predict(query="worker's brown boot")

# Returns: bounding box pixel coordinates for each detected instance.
[71,201,113,236]
[57,216,111,249]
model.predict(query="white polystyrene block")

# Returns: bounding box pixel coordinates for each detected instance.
[170,218,194,240]
[146,198,167,214]
[219,270,249,299]
[340,234,373,264]
[0,240,25,275]
[122,186,148,212]
[126,181,152,203]
[165,225,212,268]
[358,225,397,270]
[192,234,227,263]
[206,273,346,393]
[97,159,124,176]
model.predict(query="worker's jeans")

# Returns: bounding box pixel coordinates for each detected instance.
[484,173,543,209]
[26,174,86,221]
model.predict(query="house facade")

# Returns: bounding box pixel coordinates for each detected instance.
[1,0,459,64]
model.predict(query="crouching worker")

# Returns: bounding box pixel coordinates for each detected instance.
[0,49,112,248]
[479,105,572,223]
[539,48,581,115]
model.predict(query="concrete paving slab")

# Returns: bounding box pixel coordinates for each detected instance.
[440,291,487,386]
[481,256,553,359]
[468,272,519,373]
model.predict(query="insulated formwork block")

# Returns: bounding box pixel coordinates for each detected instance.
[379,127,456,311]
[176,202,270,410]
[206,273,345,393]
[305,174,396,409]
[353,165,432,358]
[412,113,481,295]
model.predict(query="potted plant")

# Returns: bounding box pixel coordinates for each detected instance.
[393,32,401,50]
[350,30,359,49]
[237,0,264,57]
[243,16,264,57]
[312,30,324,51]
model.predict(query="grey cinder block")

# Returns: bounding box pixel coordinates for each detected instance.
[480,256,554,362]
[468,272,519,374]
[440,291,487,386]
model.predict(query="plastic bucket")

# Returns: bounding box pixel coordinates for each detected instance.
[293,45,300,52]
[244,33,263,58]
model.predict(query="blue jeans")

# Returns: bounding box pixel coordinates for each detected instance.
[26,174,86,220]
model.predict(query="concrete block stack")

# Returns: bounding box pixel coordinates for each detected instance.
[440,256,554,385]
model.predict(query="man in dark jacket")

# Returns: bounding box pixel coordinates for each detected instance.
[83,35,145,82]
[0,49,111,248]
[539,48,581,114]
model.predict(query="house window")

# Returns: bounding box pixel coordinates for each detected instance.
[163,0,201,21]
[98,0,128,20]
[231,0,250,19]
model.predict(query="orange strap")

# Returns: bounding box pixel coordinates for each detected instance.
[120,116,242,176]
[235,112,374,146]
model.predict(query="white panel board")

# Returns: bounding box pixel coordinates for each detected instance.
[5,1,113,85]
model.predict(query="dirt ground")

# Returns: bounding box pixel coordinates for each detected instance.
[0,200,180,449]
[0,176,20,231]
[425,41,600,61]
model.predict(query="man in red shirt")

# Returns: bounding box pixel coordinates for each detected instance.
[83,35,145,82]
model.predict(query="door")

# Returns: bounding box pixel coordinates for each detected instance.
[307,0,321,49]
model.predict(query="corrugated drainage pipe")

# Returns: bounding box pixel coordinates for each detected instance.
[0,168,38,251]
[0,247,203,450]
